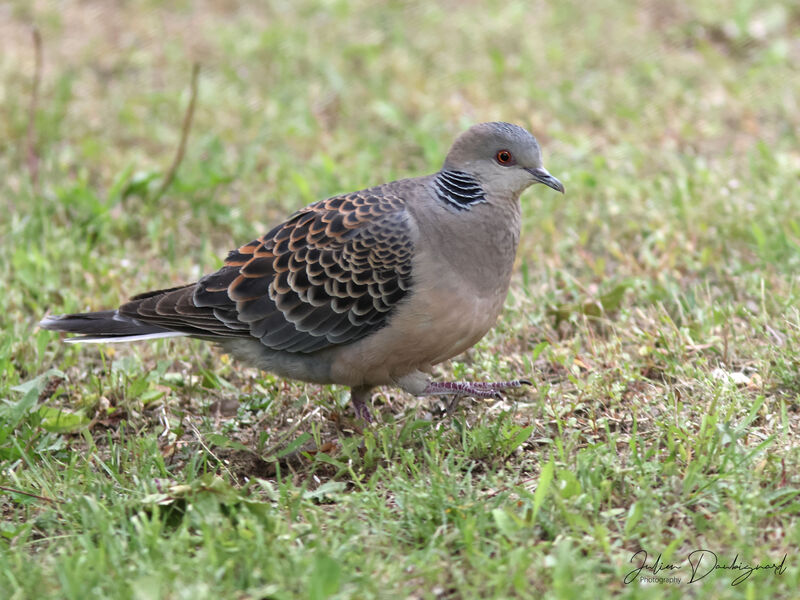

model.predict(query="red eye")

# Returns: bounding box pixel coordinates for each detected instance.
[496,150,513,164]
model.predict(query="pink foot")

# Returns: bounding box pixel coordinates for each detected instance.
[349,386,374,423]
[421,379,531,415]
[421,379,531,399]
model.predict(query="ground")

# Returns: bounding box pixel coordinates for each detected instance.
[1,1,799,598]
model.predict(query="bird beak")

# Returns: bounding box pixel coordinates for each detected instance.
[526,167,565,194]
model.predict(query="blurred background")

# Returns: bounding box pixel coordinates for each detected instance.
[2,2,799,597]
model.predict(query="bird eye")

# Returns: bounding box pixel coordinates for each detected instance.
[496,150,513,165]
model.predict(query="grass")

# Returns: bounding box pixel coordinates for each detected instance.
[1,0,799,598]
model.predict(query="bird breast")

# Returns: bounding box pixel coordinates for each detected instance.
[326,195,521,388]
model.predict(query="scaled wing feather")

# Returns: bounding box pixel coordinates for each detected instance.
[118,190,414,353]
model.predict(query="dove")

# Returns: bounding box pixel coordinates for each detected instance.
[40,122,564,421]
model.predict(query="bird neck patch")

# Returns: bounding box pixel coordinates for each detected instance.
[433,170,486,211]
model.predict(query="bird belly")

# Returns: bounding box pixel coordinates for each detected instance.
[327,282,505,387]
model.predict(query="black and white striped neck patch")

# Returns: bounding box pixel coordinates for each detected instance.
[433,170,486,211]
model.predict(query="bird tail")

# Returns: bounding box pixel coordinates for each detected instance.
[39,311,186,343]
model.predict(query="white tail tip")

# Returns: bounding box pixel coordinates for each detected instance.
[65,331,187,344]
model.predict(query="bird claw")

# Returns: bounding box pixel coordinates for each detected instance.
[352,401,373,423]
[349,388,374,423]
[445,395,461,416]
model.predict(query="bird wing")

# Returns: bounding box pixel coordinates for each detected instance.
[118,190,414,353]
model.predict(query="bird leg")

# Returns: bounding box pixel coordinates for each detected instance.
[420,379,531,416]
[349,386,374,422]
[420,379,531,399]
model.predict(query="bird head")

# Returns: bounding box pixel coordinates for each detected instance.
[442,122,564,199]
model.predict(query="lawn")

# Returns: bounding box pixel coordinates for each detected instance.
[1,1,799,598]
